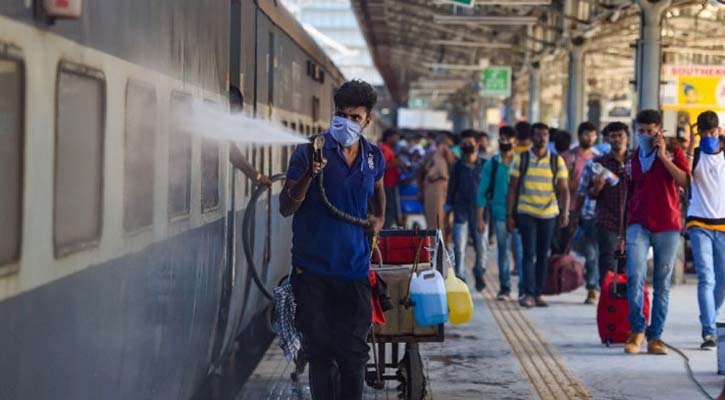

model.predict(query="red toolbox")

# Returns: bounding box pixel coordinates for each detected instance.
[371,230,434,265]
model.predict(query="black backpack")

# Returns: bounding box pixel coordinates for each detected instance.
[486,158,499,201]
[513,151,559,213]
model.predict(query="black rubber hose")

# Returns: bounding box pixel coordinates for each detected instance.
[316,167,371,228]
[665,342,716,400]
[243,161,371,301]
[242,174,287,301]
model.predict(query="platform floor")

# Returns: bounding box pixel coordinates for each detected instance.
[237,246,724,400]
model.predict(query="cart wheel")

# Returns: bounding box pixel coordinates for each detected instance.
[396,344,426,400]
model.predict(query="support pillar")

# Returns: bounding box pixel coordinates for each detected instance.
[504,96,515,126]
[636,0,670,111]
[566,36,586,135]
[528,62,541,123]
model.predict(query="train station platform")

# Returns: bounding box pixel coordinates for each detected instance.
[237,248,724,400]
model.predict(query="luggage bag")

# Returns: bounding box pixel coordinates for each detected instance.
[543,254,584,295]
[596,252,651,346]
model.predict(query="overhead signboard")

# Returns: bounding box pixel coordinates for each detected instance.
[439,0,476,7]
[408,98,429,109]
[479,66,511,97]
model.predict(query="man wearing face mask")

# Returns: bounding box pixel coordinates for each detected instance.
[447,129,488,290]
[685,111,725,351]
[623,109,689,355]
[563,122,604,304]
[475,126,522,299]
[279,80,385,400]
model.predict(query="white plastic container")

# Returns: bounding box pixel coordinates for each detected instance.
[409,269,448,327]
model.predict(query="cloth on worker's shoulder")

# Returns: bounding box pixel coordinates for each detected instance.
[272,278,301,361]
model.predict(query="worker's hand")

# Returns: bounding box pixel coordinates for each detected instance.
[310,158,328,177]
[367,215,384,237]
[476,218,486,234]
[506,214,516,233]
[256,174,272,186]
[592,173,606,192]
[558,212,569,229]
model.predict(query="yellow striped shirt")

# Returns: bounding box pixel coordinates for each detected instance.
[510,150,568,218]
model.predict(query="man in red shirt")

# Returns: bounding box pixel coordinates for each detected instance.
[624,110,689,355]
[380,129,401,228]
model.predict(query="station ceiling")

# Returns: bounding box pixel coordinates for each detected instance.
[351,0,725,108]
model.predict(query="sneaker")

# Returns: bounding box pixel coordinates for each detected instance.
[624,333,645,354]
[474,276,486,292]
[496,289,511,301]
[647,339,668,355]
[534,296,548,307]
[519,296,535,308]
[701,335,717,351]
[584,289,599,305]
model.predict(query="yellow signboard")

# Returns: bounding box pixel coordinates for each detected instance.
[662,65,725,128]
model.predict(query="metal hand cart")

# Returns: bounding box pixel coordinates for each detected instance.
[366,229,445,400]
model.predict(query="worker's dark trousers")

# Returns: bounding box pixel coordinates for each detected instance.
[292,270,372,400]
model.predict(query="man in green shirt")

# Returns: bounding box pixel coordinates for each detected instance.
[476,127,523,300]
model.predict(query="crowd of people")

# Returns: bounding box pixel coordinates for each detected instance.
[278,78,725,400]
[378,109,725,355]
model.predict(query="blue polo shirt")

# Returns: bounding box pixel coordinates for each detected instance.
[286,132,385,280]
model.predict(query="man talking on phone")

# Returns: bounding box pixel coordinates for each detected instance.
[623,109,689,355]
[279,80,385,400]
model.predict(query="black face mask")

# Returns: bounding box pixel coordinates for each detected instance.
[461,144,476,154]
[499,142,513,152]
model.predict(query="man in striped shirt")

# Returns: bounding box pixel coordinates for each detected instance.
[507,123,570,308]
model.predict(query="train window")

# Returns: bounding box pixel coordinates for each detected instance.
[168,92,192,218]
[123,81,157,233]
[244,146,251,197]
[201,138,220,211]
[268,32,275,105]
[0,57,23,266]
[259,146,266,177]
[281,146,289,172]
[54,64,105,256]
[312,96,320,121]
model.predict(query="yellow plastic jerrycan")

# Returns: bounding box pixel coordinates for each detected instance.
[445,268,474,324]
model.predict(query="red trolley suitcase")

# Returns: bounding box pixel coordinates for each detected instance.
[596,252,651,346]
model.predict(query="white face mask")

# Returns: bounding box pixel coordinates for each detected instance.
[330,115,363,147]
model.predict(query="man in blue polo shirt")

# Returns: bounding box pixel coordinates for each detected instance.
[279,80,385,400]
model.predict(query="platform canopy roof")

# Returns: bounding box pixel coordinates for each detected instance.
[351,0,725,108]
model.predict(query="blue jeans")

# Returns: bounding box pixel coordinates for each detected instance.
[453,221,487,281]
[516,214,557,297]
[494,221,521,292]
[689,227,725,338]
[626,224,680,340]
[513,229,524,296]
[579,218,600,290]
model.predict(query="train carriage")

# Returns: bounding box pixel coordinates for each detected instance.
[0,1,344,399]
